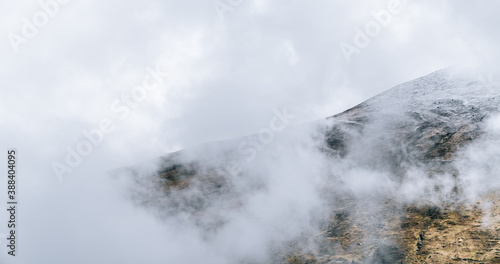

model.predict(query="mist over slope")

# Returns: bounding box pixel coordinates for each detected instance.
[123,67,500,263]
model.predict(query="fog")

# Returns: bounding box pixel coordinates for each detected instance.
[1,0,500,263]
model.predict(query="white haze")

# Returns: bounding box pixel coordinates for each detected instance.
[1,0,500,263]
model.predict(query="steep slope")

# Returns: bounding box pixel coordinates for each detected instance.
[128,67,500,263]
[326,68,498,169]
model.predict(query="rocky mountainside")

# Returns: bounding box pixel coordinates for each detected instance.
[325,67,498,171]
[130,68,500,263]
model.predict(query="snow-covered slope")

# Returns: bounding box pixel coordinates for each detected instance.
[325,67,500,173]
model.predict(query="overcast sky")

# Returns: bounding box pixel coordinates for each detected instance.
[1,0,499,263]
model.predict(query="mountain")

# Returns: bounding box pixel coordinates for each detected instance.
[128,67,500,263]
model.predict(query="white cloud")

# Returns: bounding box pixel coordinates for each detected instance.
[1,0,500,263]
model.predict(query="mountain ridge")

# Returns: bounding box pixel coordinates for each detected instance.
[126,67,500,263]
